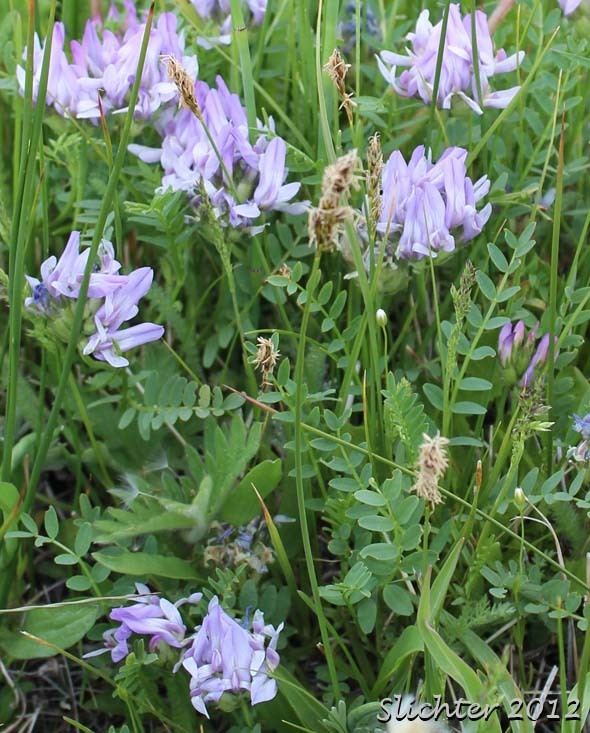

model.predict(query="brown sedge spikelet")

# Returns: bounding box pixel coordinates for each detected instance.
[253,336,280,389]
[366,132,383,241]
[412,432,449,507]
[308,149,360,253]
[161,54,201,118]
[323,48,356,125]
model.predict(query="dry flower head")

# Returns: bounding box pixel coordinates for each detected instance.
[412,432,449,507]
[253,336,280,389]
[309,150,361,252]
[324,48,356,124]
[161,54,201,118]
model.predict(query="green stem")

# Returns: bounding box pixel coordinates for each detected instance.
[15,3,157,518]
[230,0,257,132]
[293,252,340,699]
[546,113,565,472]
[2,0,57,482]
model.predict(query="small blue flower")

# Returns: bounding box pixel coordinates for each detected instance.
[573,413,590,439]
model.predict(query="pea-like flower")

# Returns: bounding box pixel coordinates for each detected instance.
[377,3,524,114]
[129,76,307,230]
[25,232,127,311]
[191,0,267,47]
[498,320,525,366]
[84,584,202,663]
[376,145,491,260]
[497,321,555,387]
[17,11,198,120]
[25,233,164,368]
[181,596,283,718]
[559,0,583,15]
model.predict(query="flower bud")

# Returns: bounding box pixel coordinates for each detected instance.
[376,308,388,327]
[514,487,526,511]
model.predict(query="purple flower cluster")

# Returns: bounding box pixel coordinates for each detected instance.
[25,231,164,368]
[86,589,283,718]
[17,8,197,119]
[181,596,282,718]
[191,0,267,47]
[559,0,583,15]
[498,321,552,387]
[130,76,306,230]
[378,145,491,260]
[377,3,524,114]
[85,584,201,662]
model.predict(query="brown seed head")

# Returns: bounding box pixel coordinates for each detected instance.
[324,48,356,125]
[253,336,280,389]
[161,54,201,118]
[412,432,449,507]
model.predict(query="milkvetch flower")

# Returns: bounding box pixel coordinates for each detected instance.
[17,10,198,120]
[497,321,555,387]
[559,0,583,15]
[376,145,491,260]
[191,0,267,47]
[377,3,524,114]
[24,231,127,311]
[181,596,283,718]
[84,584,202,663]
[25,233,164,368]
[498,320,525,365]
[129,75,307,230]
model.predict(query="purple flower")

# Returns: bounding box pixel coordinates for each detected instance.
[376,145,491,260]
[129,77,306,230]
[83,321,165,368]
[25,234,164,368]
[559,0,583,15]
[521,333,552,387]
[181,597,283,718]
[191,0,267,47]
[82,265,164,367]
[25,231,127,311]
[498,320,525,366]
[85,584,202,663]
[574,413,590,439]
[377,4,524,114]
[18,12,198,120]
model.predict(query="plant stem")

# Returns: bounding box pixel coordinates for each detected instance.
[293,251,340,700]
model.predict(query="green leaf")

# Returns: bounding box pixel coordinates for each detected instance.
[54,553,78,565]
[430,539,464,620]
[383,584,414,616]
[359,543,399,561]
[476,271,497,301]
[357,597,377,634]
[118,407,136,430]
[74,523,93,557]
[354,490,387,507]
[459,378,493,392]
[423,383,444,410]
[0,604,98,660]
[21,513,38,535]
[218,459,282,525]
[462,629,533,733]
[44,506,59,540]
[93,549,200,580]
[417,568,501,732]
[452,401,487,415]
[275,667,330,731]
[371,625,424,696]
[487,243,509,273]
[358,515,395,532]
[0,482,19,518]
[66,575,92,591]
